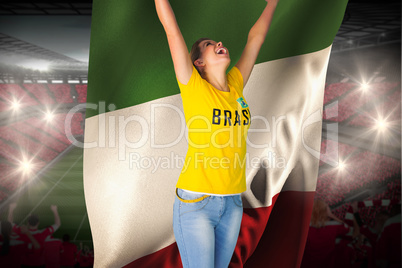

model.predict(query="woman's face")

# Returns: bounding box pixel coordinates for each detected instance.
[197,39,230,68]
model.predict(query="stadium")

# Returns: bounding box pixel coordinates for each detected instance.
[0,0,400,267]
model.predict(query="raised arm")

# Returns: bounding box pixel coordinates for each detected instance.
[8,202,17,223]
[235,0,278,87]
[326,204,345,224]
[51,205,61,228]
[155,0,193,84]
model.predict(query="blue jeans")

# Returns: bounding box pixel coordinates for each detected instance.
[173,188,243,268]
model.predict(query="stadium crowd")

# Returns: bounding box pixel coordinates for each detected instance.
[0,203,93,268]
[301,199,401,268]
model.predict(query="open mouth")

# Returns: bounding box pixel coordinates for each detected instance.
[216,48,227,55]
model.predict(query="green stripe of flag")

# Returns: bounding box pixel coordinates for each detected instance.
[86,0,348,118]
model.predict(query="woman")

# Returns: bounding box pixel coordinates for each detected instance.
[155,0,278,267]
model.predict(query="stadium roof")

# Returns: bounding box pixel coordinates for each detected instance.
[333,2,401,52]
[0,1,92,15]
[0,33,81,64]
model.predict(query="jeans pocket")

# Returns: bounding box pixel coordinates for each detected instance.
[176,188,210,203]
[232,195,243,208]
[176,189,210,216]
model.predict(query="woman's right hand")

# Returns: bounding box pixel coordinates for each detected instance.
[154,0,194,85]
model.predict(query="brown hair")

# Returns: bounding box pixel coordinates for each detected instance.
[190,37,211,76]
[310,199,328,228]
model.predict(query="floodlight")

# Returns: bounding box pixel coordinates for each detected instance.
[45,111,54,122]
[376,118,388,131]
[360,83,369,92]
[11,100,20,111]
[337,161,346,171]
[20,160,33,174]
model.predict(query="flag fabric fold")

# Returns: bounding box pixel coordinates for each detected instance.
[84,0,348,267]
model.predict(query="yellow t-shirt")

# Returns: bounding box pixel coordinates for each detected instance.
[176,66,251,194]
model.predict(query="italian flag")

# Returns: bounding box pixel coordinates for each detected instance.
[84,0,349,267]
